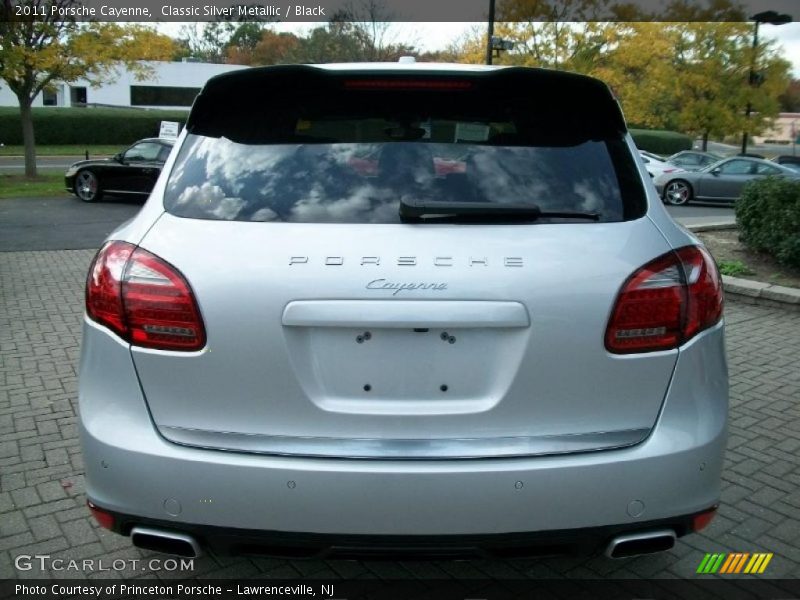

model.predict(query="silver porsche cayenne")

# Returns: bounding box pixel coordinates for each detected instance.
[79,62,727,560]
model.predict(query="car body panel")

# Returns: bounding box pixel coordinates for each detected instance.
[129,213,678,456]
[80,316,726,535]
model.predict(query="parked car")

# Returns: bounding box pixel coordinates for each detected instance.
[639,150,665,161]
[655,156,800,205]
[65,138,175,202]
[772,154,800,168]
[638,151,680,178]
[666,150,721,171]
[80,63,727,560]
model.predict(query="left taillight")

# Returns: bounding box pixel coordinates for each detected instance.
[86,241,206,351]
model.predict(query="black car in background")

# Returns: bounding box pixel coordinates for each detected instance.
[65,138,174,202]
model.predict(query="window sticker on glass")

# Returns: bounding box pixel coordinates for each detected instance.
[455,122,490,142]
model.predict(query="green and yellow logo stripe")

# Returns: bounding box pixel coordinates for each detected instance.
[696,552,773,574]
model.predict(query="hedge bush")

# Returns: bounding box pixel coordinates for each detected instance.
[629,129,693,156]
[0,107,187,145]
[736,177,800,269]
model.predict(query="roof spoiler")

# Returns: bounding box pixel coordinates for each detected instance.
[186,65,627,144]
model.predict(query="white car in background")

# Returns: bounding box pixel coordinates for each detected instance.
[639,151,681,179]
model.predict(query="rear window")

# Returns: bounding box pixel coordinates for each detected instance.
[164,69,646,224]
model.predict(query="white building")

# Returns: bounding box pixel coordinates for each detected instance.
[0,60,247,110]
[752,112,800,145]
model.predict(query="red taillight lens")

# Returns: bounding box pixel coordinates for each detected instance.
[87,500,115,530]
[122,247,206,350]
[605,245,723,354]
[86,241,135,337]
[85,241,206,352]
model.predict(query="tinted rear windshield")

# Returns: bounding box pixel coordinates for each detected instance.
[165,71,646,224]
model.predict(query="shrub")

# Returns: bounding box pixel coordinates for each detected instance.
[736,177,800,269]
[0,107,187,146]
[629,129,693,156]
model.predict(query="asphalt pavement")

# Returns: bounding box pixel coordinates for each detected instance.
[0,194,735,253]
[0,195,142,252]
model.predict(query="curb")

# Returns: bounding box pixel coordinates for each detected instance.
[722,275,800,312]
[686,223,800,311]
[685,221,737,232]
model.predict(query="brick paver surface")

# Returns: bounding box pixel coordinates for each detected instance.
[1,249,799,580]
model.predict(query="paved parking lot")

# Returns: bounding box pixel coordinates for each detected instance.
[1,248,798,580]
[0,196,735,252]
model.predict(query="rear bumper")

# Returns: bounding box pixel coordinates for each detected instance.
[79,318,727,545]
[94,504,713,559]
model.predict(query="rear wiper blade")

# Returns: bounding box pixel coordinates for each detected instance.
[399,199,600,222]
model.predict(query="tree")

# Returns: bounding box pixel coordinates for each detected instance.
[665,22,789,149]
[334,0,416,61]
[441,26,486,65]
[243,30,301,65]
[288,22,367,63]
[178,23,234,64]
[589,23,679,129]
[179,13,274,65]
[0,1,176,177]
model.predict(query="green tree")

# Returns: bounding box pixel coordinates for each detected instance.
[179,19,272,65]
[0,1,176,177]
[590,23,679,129]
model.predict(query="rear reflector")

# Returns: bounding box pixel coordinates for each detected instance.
[605,245,723,354]
[86,241,206,351]
[691,507,718,532]
[87,500,115,530]
[343,79,473,91]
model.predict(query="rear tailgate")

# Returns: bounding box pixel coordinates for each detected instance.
[130,215,677,458]
[129,65,675,459]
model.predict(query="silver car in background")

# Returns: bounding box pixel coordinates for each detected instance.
[656,156,800,205]
[79,62,727,560]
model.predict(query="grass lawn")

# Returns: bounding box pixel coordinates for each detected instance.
[0,145,119,156]
[0,173,66,198]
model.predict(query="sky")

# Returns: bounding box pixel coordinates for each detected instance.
[156,21,800,77]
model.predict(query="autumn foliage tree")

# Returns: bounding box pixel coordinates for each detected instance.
[455,0,791,148]
[0,0,177,177]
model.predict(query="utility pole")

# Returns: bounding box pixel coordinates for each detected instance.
[741,10,792,155]
[740,20,760,155]
[486,0,495,65]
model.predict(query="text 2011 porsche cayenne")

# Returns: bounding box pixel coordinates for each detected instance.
[79,62,727,560]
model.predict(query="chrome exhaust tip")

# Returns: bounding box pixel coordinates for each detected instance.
[605,529,676,559]
[130,526,201,558]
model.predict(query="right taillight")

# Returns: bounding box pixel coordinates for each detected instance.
[605,245,723,354]
[86,241,206,352]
